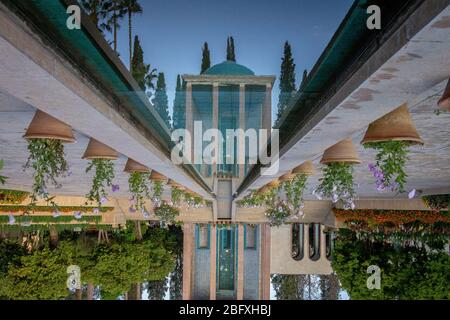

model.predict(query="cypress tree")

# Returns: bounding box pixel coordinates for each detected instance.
[275,41,296,126]
[172,75,185,131]
[226,36,236,62]
[300,69,308,91]
[201,42,211,74]
[154,72,172,129]
[131,35,157,95]
[131,35,145,90]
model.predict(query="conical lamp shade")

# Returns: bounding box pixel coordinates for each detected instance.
[267,179,280,189]
[320,139,361,164]
[292,160,315,176]
[124,159,150,173]
[258,186,271,194]
[168,179,185,190]
[361,104,423,145]
[279,172,296,182]
[150,170,167,182]
[82,138,118,160]
[438,79,450,110]
[23,110,75,143]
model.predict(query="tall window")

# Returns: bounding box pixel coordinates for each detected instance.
[291,223,304,261]
[309,224,321,261]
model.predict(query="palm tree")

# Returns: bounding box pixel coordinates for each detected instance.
[79,0,109,31]
[101,0,127,52]
[123,0,143,67]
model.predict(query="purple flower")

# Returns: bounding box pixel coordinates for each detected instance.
[74,211,82,219]
[100,197,107,205]
[376,183,385,191]
[408,189,416,199]
[368,163,376,172]
[112,184,120,192]
[93,208,100,215]
[8,214,15,225]
[129,207,137,213]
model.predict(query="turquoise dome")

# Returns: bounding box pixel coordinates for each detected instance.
[203,61,255,76]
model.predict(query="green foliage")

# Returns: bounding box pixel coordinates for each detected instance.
[0,246,69,300]
[154,72,172,129]
[85,159,115,207]
[422,194,450,211]
[275,41,296,126]
[265,201,292,227]
[154,202,180,225]
[0,159,7,185]
[0,205,113,213]
[128,171,151,212]
[0,189,29,204]
[364,141,410,192]
[24,139,69,206]
[332,230,450,300]
[0,239,27,276]
[201,42,211,73]
[171,187,184,206]
[0,224,112,233]
[226,36,236,62]
[283,174,308,211]
[316,162,356,209]
[172,75,185,131]
[0,215,101,224]
[131,35,157,94]
[151,180,165,202]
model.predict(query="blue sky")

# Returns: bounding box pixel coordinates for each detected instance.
[107,0,354,122]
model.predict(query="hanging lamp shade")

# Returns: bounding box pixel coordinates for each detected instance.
[258,186,271,194]
[23,110,76,143]
[168,179,185,190]
[437,79,450,110]
[292,160,316,176]
[320,139,361,164]
[279,171,296,182]
[361,103,423,145]
[267,179,281,189]
[124,159,150,173]
[150,170,167,182]
[82,138,118,160]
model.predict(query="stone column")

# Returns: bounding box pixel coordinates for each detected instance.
[260,224,271,300]
[237,224,245,300]
[262,83,272,131]
[182,223,194,300]
[185,82,194,164]
[320,224,327,260]
[238,84,246,178]
[212,83,219,177]
[209,224,217,300]
[304,223,309,260]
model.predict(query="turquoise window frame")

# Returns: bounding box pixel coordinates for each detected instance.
[244,224,258,250]
[195,224,210,249]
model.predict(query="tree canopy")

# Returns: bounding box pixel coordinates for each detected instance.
[332,230,450,299]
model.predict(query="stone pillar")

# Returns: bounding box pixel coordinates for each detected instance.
[209,224,217,300]
[238,84,246,178]
[212,83,219,177]
[237,224,245,300]
[262,83,272,131]
[304,223,309,260]
[260,224,271,299]
[320,224,327,260]
[185,82,193,163]
[182,223,194,300]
